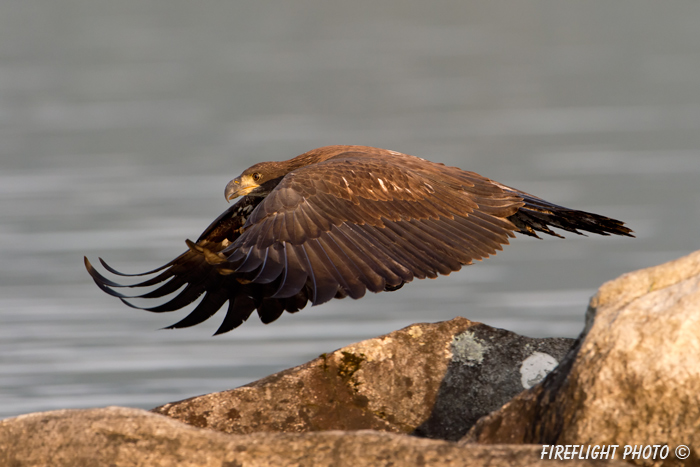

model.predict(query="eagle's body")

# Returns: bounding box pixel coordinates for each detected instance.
[85,145,633,334]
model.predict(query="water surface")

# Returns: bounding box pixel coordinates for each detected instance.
[2,1,700,419]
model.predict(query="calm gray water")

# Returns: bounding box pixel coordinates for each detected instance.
[2,1,700,419]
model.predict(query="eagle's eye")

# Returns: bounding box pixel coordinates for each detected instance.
[252,173,262,182]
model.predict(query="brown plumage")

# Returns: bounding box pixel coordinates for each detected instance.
[85,145,633,334]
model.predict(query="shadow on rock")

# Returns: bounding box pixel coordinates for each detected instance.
[413,324,573,441]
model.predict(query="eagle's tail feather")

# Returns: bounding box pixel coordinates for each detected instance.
[504,189,634,239]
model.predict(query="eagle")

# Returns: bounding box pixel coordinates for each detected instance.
[85,145,633,335]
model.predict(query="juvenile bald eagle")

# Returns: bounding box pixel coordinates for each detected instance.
[85,145,633,334]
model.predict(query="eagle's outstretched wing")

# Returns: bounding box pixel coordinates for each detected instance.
[221,152,524,303]
[86,147,633,334]
[86,197,307,335]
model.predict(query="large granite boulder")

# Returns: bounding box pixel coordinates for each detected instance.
[153,317,574,441]
[464,250,700,466]
[6,251,698,466]
[0,406,628,467]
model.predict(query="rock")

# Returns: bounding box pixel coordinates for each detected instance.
[153,317,574,441]
[10,251,700,466]
[464,250,700,466]
[0,406,629,467]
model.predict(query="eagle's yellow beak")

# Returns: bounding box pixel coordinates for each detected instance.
[224,175,259,202]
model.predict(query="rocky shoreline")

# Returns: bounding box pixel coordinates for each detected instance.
[2,250,699,466]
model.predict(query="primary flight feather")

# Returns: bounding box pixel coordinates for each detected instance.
[85,145,633,334]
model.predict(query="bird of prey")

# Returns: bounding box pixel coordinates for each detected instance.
[85,145,633,334]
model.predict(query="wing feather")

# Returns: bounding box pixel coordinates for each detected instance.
[270,242,309,298]
[315,233,367,299]
[329,224,386,293]
[166,289,229,329]
[298,243,340,305]
[214,294,256,335]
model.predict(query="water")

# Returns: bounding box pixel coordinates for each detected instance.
[2,1,700,420]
